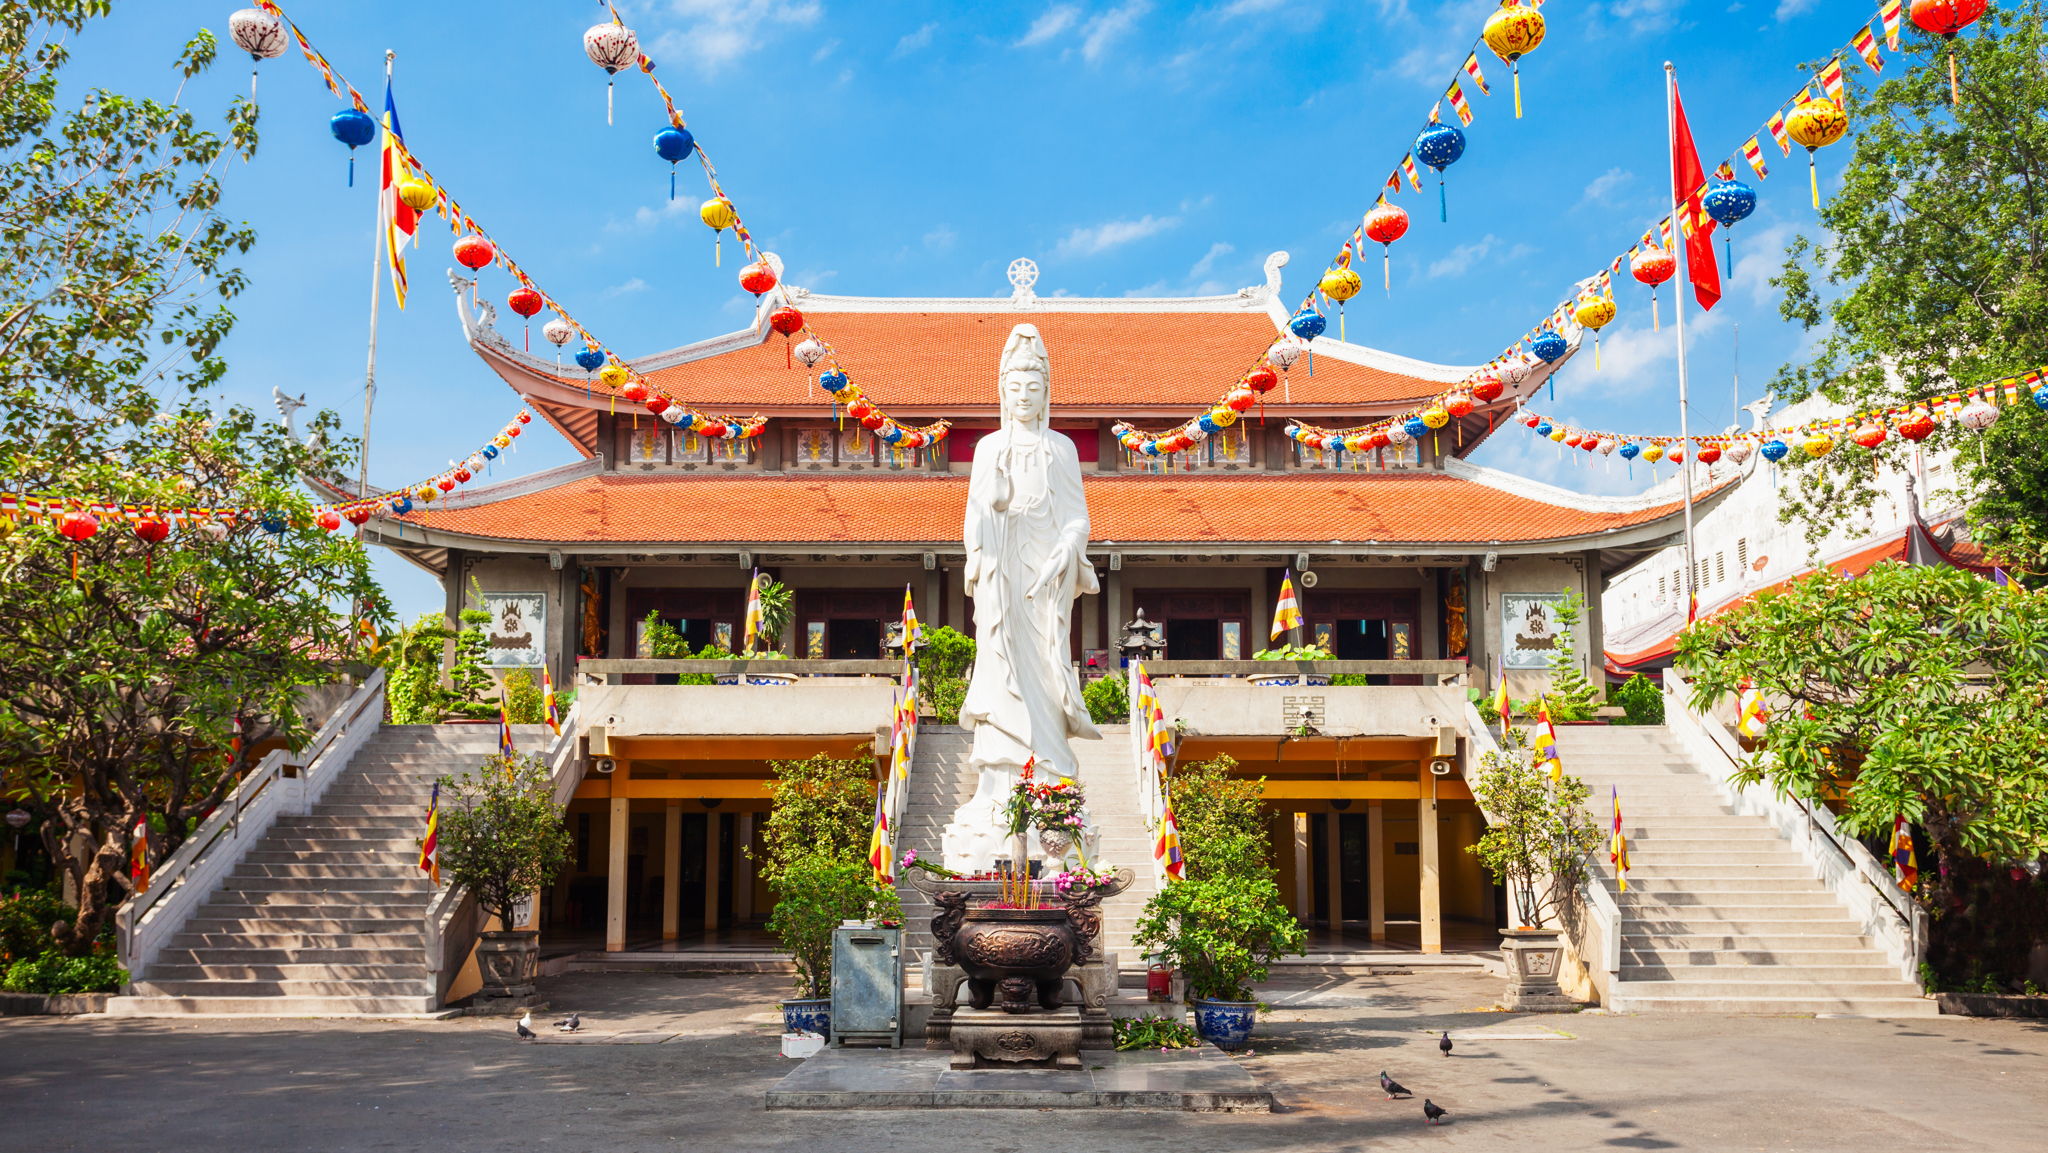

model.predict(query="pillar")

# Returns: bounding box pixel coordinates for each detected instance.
[1367,800,1387,942]
[1291,813,1310,922]
[1418,763,1443,955]
[734,813,755,922]
[704,810,723,933]
[605,760,631,952]
[662,801,682,941]
[1323,811,1344,933]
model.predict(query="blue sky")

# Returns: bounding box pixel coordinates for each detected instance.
[67,1,1886,619]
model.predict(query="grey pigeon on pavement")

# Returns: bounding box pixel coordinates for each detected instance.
[1440,1030,1453,1057]
[1380,1071,1411,1099]
[553,1013,581,1032]
[1423,1099,1447,1125]
[516,1010,536,1040]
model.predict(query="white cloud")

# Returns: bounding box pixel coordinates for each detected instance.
[1426,234,1533,279]
[1122,241,1238,297]
[602,277,649,298]
[923,224,957,252]
[1384,0,1492,79]
[893,22,937,58]
[620,197,696,231]
[1219,0,1288,16]
[1572,305,1733,395]
[1081,1,1151,64]
[1773,0,1818,21]
[1053,212,1180,259]
[1607,0,1687,35]
[1016,4,1080,47]
[647,0,823,75]
[811,38,840,62]
[1579,166,1632,206]
[1189,241,1233,279]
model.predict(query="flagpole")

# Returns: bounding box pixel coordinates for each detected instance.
[1665,62,1700,622]
[359,49,394,502]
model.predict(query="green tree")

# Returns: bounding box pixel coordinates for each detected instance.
[501,670,544,725]
[447,586,497,719]
[1081,672,1127,726]
[764,857,898,1000]
[1542,589,1600,722]
[1770,7,2048,571]
[433,754,572,934]
[382,613,455,724]
[0,4,387,953]
[1465,728,1602,929]
[1165,754,1273,882]
[757,753,876,886]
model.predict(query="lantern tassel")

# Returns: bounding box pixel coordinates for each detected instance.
[1512,62,1523,119]
[1948,48,1959,106]
[715,234,722,268]
[1338,302,1346,342]
[346,153,355,188]
[607,79,615,126]
[1437,173,1448,223]
[1652,291,1661,333]
[1807,153,1820,210]
[670,169,676,201]
[1594,335,1602,371]
[1382,248,1391,295]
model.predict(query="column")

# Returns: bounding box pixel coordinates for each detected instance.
[1418,763,1443,955]
[1367,800,1387,942]
[704,810,723,933]
[662,801,682,941]
[1291,813,1310,921]
[1323,811,1344,933]
[605,760,631,952]
[734,813,755,922]
[1104,567,1122,661]
[1580,550,1605,677]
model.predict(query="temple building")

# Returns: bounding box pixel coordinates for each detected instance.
[320,253,1731,957]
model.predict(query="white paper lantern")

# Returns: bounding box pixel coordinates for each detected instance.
[228,8,287,60]
[1596,437,1617,456]
[793,338,827,368]
[660,404,687,425]
[1959,399,1999,430]
[542,318,575,346]
[1724,439,1755,464]
[1266,338,1304,371]
[583,22,641,124]
[1385,421,1413,446]
[1497,356,1533,387]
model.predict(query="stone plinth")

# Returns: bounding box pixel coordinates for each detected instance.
[948,1006,1083,1070]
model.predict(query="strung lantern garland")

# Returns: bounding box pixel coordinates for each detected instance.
[244,2,765,443]
[1517,367,2046,476]
[0,409,542,551]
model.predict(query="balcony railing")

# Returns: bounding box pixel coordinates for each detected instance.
[1141,659,1471,685]
[577,658,901,684]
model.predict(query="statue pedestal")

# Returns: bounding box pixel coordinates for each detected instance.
[948,1007,1084,1070]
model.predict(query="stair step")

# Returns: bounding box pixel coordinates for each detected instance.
[230,862,428,879]
[182,917,429,934]
[1621,932,1872,949]
[146,963,430,982]
[217,876,436,893]
[1618,951,1895,969]
[133,978,436,997]
[164,934,424,952]
[1618,891,1843,908]
[1608,993,1938,1017]
[1618,963,1905,982]
[1610,978,1925,999]
[105,994,442,1017]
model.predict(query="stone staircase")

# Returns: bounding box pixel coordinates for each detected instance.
[896,725,1157,969]
[1556,724,1934,1016]
[114,724,549,1016]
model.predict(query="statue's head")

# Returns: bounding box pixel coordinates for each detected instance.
[999,324,1050,430]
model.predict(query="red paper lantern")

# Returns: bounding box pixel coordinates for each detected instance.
[699,420,728,438]
[769,306,805,336]
[133,516,170,544]
[621,381,649,403]
[1364,202,1410,246]
[1911,0,1987,36]
[645,394,670,414]
[1469,373,1504,403]
[316,509,343,532]
[859,413,887,431]
[453,234,495,270]
[1579,437,1598,452]
[738,260,779,295]
[517,412,532,424]
[345,506,373,526]
[1631,247,1676,286]
[1852,422,1887,449]
[1370,428,1392,450]
[1246,366,1280,393]
[848,399,875,420]
[1697,445,1723,464]
[1224,387,1257,413]
[437,477,457,492]
[1444,392,1475,419]
[453,466,472,483]
[1522,413,1542,428]
[506,287,543,317]
[1564,434,1582,448]
[506,424,522,438]
[1666,447,1686,464]
[1897,409,1937,441]
[58,510,98,542]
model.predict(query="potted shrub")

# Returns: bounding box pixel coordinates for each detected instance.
[1249,642,1333,687]
[765,856,899,1038]
[434,753,573,1000]
[714,576,798,684]
[1465,728,1602,1010]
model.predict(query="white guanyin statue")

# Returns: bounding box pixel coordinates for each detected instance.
[940,324,1101,873]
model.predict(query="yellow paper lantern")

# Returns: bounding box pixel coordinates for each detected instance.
[1785,98,1848,209]
[699,196,738,266]
[1209,405,1240,429]
[1573,293,1616,370]
[397,178,437,212]
[1481,1,1547,118]
[1641,442,1666,463]
[414,484,438,504]
[1421,406,1451,429]
[1319,266,1362,302]
[1548,426,1568,443]
[1803,431,1836,457]
[598,363,630,390]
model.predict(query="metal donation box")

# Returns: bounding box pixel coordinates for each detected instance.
[829,923,902,1048]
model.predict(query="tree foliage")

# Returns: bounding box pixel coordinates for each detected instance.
[1770,7,2048,569]
[433,754,572,934]
[1542,589,1600,721]
[1164,754,1272,883]
[1466,728,1602,929]
[763,856,898,1000]
[757,754,876,887]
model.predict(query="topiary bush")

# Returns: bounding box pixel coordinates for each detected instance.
[1610,674,1664,726]
[1082,672,1128,725]
[502,669,545,724]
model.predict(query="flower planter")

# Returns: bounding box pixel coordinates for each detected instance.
[1246,673,1331,688]
[780,997,832,1039]
[474,929,540,999]
[1190,997,1257,1049]
[1498,927,1576,1012]
[713,671,799,686]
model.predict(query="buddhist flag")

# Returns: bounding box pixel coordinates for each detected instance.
[1155,802,1185,881]
[380,79,418,309]
[1462,52,1490,95]
[1446,80,1475,126]
[1880,0,1902,50]
[902,584,922,651]
[1818,58,1846,104]
[1737,679,1769,739]
[1492,657,1511,728]
[1533,702,1561,783]
[1766,111,1791,156]
[418,783,440,885]
[1852,25,1884,72]
[498,703,515,758]
[1890,816,1917,891]
[1402,154,1423,192]
[1270,570,1303,641]
[1610,786,1630,893]
[543,665,561,735]
[1740,136,1770,180]
[130,815,151,895]
[742,569,764,651]
[866,782,891,884]
[1671,79,1721,312]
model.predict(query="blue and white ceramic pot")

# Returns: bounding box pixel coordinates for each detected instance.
[780,997,831,1039]
[1190,997,1257,1049]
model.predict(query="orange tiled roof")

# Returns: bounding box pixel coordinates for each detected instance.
[609,311,1449,413]
[387,473,1693,547]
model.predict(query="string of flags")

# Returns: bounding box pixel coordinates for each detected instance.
[0,408,540,542]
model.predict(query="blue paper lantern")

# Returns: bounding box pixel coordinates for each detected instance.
[653,127,696,200]
[1198,414,1221,434]
[1618,443,1641,460]
[1404,416,1430,439]
[1535,421,1553,437]
[482,445,499,461]
[879,425,904,444]
[392,496,413,514]
[260,512,288,535]
[1760,438,1791,462]
[1414,123,1467,222]
[1143,441,1161,456]
[673,410,696,429]
[1288,306,1327,342]
[1702,179,1758,270]
[2032,385,2048,412]
[329,108,376,187]
[574,348,606,372]
[818,369,851,393]
[1530,330,1568,363]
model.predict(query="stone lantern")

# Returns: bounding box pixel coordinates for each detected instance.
[1118,609,1166,665]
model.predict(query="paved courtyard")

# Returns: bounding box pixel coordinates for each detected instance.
[3,969,2040,1151]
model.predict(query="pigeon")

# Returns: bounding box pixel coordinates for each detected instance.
[516,1010,535,1040]
[553,1013,581,1033]
[1440,1030,1453,1057]
[1380,1071,1411,1099]
[1423,1099,1447,1125]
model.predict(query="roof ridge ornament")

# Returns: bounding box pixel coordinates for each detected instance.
[1241,251,1289,307]
[1007,257,1039,308]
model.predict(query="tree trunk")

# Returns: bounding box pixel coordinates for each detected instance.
[54,821,133,956]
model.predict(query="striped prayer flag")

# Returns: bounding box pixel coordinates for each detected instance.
[1610,786,1630,892]
[1766,111,1791,156]
[130,815,151,895]
[1890,816,1917,890]
[866,782,891,884]
[1155,802,1185,881]
[380,80,417,309]
[1658,217,1675,251]
[1819,58,1845,104]
[543,665,560,735]
[1492,656,1511,727]
[1742,135,1770,179]
[1609,251,1626,274]
[418,783,440,885]
[902,584,922,651]
[1532,702,1561,783]
[742,569,764,651]
[1446,80,1474,126]
[1462,52,1490,95]
[498,703,515,758]
[1737,679,1769,739]
[1852,25,1884,72]
[1384,172,1400,195]
[1270,570,1303,640]
[1427,100,1442,125]
[1402,154,1423,192]
[1880,0,1903,50]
